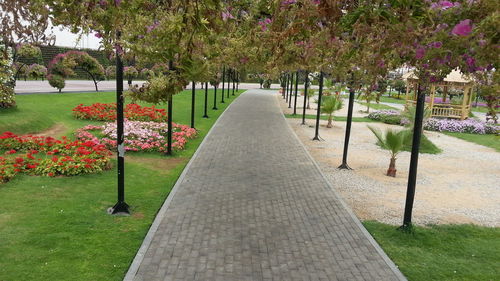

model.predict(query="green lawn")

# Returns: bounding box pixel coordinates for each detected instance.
[357,101,400,111]
[0,89,244,281]
[444,132,500,152]
[364,221,500,281]
[379,95,407,105]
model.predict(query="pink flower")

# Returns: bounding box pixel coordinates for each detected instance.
[451,19,472,36]
[415,46,426,60]
[222,11,235,21]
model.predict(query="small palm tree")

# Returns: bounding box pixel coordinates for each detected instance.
[367,126,408,177]
[321,95,343,128]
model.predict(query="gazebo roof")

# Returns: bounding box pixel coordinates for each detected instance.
[402,69,473,84]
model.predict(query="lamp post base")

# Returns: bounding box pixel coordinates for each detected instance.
[108,201,130,215]
[202,115,209,118]
[338,163,352,170]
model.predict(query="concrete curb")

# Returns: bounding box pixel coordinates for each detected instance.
[122,91,245,281]
[275,92,407,281]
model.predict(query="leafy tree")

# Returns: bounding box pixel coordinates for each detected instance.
[1,0,51,108]
[47,51,105,92]
[368,126,408,177]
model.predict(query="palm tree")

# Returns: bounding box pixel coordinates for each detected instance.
[321,95,343,128]
[367,126,408,177]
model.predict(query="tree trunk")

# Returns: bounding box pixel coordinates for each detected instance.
[307,96,310,109]
[367,102,370,113]
[327,115,333,128]
[387,156,397,177]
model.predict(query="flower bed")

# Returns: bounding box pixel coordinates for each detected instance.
[0,132,112,184]
[76,120,197,152]
[368,110,499,134]
[425,118,498,134]
[367,110,408,125]
[72,103,168,122]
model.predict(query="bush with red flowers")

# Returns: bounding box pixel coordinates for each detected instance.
[72,103,168,122]
[0,132,112,184]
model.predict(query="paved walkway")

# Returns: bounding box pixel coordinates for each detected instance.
[124,90,406,281]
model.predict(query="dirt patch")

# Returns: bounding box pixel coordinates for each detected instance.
[34,123,67,137]
[127,155,187,174]
[132,212,145,219]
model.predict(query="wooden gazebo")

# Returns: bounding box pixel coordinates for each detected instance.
[403,69,474,120]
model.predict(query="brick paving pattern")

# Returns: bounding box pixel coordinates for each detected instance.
[128,90,405,281]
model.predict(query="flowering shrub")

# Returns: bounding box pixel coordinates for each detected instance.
[425,118,499,134]
[105,66,116,79]
[368,110,499,134]
[0,132,112,183]
[367,110,408,125]
[76,120,197,152]
[72,103,168,122]
[27,64,47,79]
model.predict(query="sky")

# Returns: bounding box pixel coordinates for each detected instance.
[48,25,101,50]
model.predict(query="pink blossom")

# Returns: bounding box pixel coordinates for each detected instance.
[415,46,426,60]
[451,19,472,36]
[222,11,235,21]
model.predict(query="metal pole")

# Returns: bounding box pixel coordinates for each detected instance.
[166,60,174,156]
[285,73,289,102]
[338,87,355,170]
[402,83,425,229]
[221,66,225,104]
[227,68,231,98]
[212,84,218,110]
[232,71,236,96]
[313,72,324,140]
[288,72,293,108]
[110,39,129,215]
[167,96,173,155]
[293,71,299,114]
[191,81,196,128]
[302,71,309,125]
[203,82,209,118]
[282,74,286,98]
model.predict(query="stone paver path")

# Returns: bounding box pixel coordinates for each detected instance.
[125,90,405,281]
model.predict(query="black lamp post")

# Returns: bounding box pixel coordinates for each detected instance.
[190,81,196,128]
[302,71,309,125]
[288,72,293,108]
[226,68,231,99]
[402,84,425,229]
[212,83,218,110]
[293,71,299,115]
[166,60,174,156]
[285,73,289,101]
[110,40,130,215]
[203,82,209,118]
[221,66,225,104]
[312,72,324,141]
[338,86,355,170]
[232,70,236,96]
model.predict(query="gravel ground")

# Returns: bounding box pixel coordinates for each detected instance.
[280,93,500,227]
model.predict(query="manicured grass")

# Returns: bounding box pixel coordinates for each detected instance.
[0,89,244,281]
[379,95,407,104]
[285,113,376,123]
[444,132,500,152]
[357,101,400,111]
[364,221,500,281]
[470,106,492,113]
